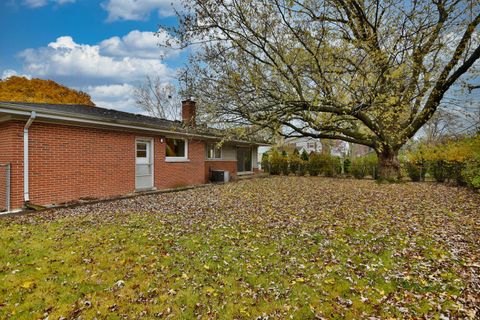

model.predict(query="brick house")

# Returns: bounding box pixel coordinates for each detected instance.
[0,100,264,212]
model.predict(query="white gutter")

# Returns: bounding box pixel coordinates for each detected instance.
[23,111,37,203]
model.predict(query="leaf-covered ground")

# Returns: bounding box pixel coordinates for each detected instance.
[1,177,479,319]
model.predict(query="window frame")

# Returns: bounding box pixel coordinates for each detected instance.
[136,141,148,160]
[165,137,189,162]
[206,143,223,160]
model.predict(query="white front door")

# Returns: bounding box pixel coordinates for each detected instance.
[135,140,153,190]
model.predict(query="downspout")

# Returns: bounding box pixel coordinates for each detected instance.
[23,111,37,203]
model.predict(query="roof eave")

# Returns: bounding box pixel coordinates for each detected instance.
[0,103,269,145]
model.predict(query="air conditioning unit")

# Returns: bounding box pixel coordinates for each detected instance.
[211,170,230,183]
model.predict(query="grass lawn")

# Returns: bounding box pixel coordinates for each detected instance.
[0,177,479,319]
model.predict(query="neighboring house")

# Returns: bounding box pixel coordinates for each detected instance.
[283,137,323,154]
[350,143,375,157]
[283,138,368,158]
[330,140,350,157]
[0,100,265,212]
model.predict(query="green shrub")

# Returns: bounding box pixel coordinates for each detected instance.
[297,160,307,176]
[404,134,479,187]
[343,158,351,175]
[289,154,301,175]
[308,153,322,176]
[363,154,379,179]
[269,150,282,175]
[301,150,309,161]
[351,161,366,179]
[261,153,270,173]
[405,162,424,182]
[350,154,378,179]
[430,160,446,182]
[462,156,480,189]
[450,162,466,185]
[429,160,466,184]
[323,156,342,177]
[280,155,289,175]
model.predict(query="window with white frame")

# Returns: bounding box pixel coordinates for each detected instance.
[165,138,188,161]
[206,143,222,159]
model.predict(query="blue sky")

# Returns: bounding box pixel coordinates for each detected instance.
[0,0,478,131]
[0,0,186,113]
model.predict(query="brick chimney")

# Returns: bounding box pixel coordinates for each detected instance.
[181,99,196,127]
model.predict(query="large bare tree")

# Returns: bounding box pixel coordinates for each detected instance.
[165,0,480,180]
[134,75,181,121]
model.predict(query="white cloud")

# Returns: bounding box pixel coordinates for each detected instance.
[23,0,75,8]
[101,0,181,21]
[99,30,179,59]
[83,83,142,113]
[1,69,32,80]
[23,0,47,7]
[19,35,173,84]
[15,31,182,113]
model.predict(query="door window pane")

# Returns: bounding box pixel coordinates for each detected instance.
[237,147,252,172]
[137,143,147,158]
[244,148,252,171]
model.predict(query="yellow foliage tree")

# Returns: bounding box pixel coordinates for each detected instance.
[406,136,480,164]
[0,76,95,106]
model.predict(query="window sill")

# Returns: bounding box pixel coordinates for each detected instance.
[165,158,190,163]
[237,171,254,176]
[135,187,157,192]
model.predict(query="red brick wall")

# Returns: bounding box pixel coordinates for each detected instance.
[0,165,5,211]
[0,124,8,211]
[26,122,138,207]
[155,139,206,188]
[0,121,215,210]
[0,122,24,210]
[181,100,196,126]
[204,161,237,182]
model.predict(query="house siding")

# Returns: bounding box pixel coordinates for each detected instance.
[220,145,237,160]
[252,147,259,169]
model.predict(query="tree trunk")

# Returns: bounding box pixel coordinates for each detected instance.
[377,149,401,181]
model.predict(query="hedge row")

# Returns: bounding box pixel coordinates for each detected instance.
[402,134,480,188]
[262,134,480,190]
[261,150,378,178]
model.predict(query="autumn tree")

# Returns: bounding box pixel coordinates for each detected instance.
[166,0,480,180]
[134,75,181,120]
[422,108,464,143]
[0,76,95,106]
